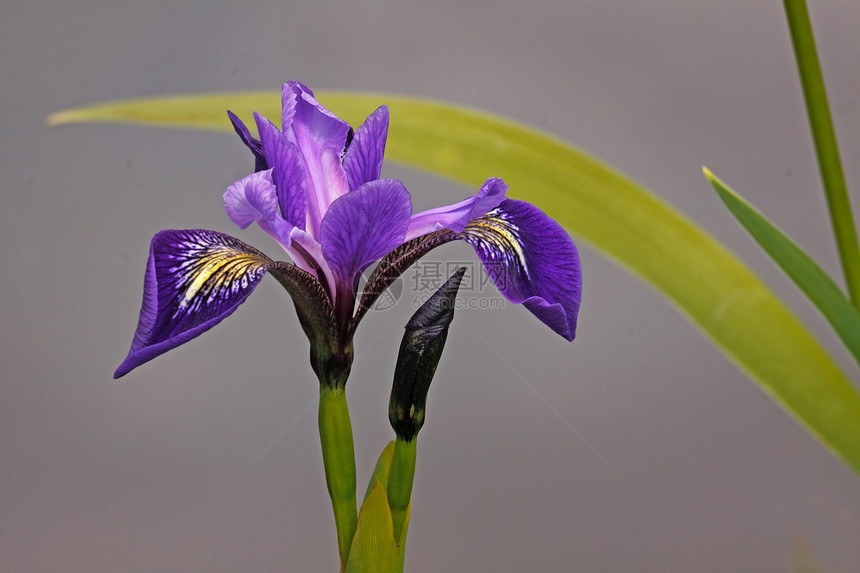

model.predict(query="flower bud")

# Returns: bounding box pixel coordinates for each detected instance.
[389,267,465,442]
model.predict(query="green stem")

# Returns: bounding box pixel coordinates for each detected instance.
[783,0,860,308]
[387,437,417,540]
[318,386,358,570]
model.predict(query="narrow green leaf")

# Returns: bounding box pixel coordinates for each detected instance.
[48,92,860,475]
[706,168,860,369]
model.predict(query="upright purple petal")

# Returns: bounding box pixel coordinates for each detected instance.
[114,230,273,377]
[254,113,308,229]
[342,106,389,190]
[281,81,352,236]
[320,179,413,286]
[280,80,312,130]
[227,110,268,172]
[462,199,582,340]
[282,81,352,159]
[406,177,508,239]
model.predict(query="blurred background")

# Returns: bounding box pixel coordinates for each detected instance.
[3,1,860,571]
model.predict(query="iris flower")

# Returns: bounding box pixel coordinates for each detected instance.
[114,81,582,383]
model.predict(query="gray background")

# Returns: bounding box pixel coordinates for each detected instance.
[3,1,860,571]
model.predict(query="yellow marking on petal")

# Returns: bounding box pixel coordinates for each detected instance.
[183,260,223,303]
[465,214,529,277]
[177,248,270,310]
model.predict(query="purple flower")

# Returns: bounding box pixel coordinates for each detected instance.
[115,81,582,381]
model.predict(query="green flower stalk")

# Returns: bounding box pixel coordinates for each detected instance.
[783,0,860,306]
[318,385,358,568]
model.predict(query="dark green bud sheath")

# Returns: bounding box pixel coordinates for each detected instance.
[387,268,465,539]
[388,267,465,442]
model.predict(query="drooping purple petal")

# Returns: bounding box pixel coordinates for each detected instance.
[227,110,268,172]
[462,199,582,340]
[343,105,389,190]
[254,113,308,229]
[281,81,352,236]
[114,230,274,378]
[320,179,412,286]
[406,177,508,239]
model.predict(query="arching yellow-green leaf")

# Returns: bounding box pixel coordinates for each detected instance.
[47,92,281,130]
[48,92,860,475]
[347,482,398,573]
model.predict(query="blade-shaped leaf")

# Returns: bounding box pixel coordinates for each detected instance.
[48,92,860,475]
[346,482,398,573]
[363,441,411,570]
[706,168,860,369]
[47,92,281,130]
[364,441,395,502]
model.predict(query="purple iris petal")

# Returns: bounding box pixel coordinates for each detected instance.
[462,199,582,340]
[281,82,352,236]
[320,179,412,286]
[224,170,278,229]
[342,105,389,191]
[287,226,336,290]
[254,113,308,229]
[114,229,273,378]
[406,177,508,239]
[224,170,295,254]
[227,110,267,172]
[280,80,311,130]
